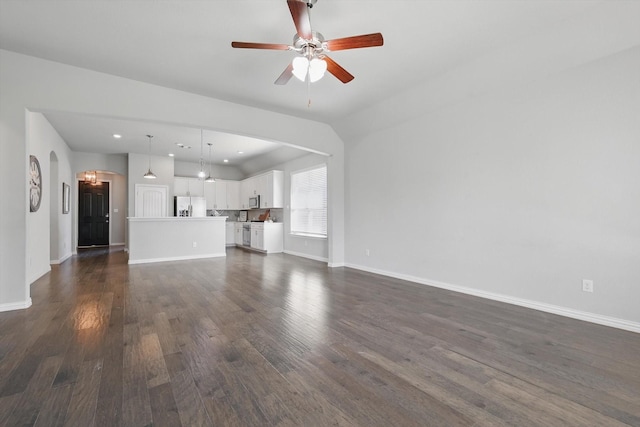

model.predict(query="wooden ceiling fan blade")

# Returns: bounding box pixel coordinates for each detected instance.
[287,0,312,40]
[274,63,294,85]
[323,56,354,84]
[325,33,384,51]
[231,41,290,50]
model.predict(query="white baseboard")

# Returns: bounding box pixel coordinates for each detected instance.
[284,250,328,263]
[28,266,51,285]
[328,262,346,268]
[0,298,32,312]
[128,252,226,265]
[345,263,640,334]
[50,252,72,265]
[111,242,125,246]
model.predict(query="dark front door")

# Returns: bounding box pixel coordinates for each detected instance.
[78,181,109,247]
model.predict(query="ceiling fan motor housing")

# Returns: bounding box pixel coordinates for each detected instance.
[231,0,382,84]
[293,32,326,56]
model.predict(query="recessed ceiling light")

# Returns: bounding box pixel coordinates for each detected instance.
[168,153,174,157]
[113,134,122,139]
[237,151,244,154]
[223,159,229,163]
[176,143,184,147]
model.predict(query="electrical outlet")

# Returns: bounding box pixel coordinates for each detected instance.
[582,279,594,293]
[366,249,370,256]
[193,241,197,248]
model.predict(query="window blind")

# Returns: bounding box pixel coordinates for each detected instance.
[290,164,327,238]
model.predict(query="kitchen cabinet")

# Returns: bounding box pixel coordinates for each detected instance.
[174,177,204,197]
[234,222,244,245]
[225,222,235,246]
[250,223,264,250]
[240,171,284,209]
[226,181,240,210]
[250,222,283,253]
[214,180,227,209]
[240,178,251,209]
[205,179,240,210]
[260,171,284,208]
[204,181,216,210]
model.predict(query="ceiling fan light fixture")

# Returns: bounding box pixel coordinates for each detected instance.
[291,56,327,83]
[309,57,327,82]
[292,56,326,83]
[292,56,309,82]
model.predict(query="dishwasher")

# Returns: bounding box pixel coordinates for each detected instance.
[242,223,251,246]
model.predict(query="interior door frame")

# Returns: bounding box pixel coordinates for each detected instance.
[75,177,112,249]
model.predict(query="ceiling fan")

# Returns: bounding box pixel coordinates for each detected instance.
[231,0,383,85]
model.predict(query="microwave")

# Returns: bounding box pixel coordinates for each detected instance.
[249,195,260,209]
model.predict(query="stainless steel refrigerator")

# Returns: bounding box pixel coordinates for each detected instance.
[174,196,206,217]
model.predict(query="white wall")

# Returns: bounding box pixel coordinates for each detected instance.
[73,152,127,176]
[27,112,73,283]
[0,49,345,311]
[109,173,127,245]
[265,153,329,262]
[128,153,175,217]
[345,47,640,327]
[72,153,128,251]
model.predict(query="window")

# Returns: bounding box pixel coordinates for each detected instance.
[290,164,327,238]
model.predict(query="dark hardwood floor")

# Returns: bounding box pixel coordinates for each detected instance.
[0,247,639,426]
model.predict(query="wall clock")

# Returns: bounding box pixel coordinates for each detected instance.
[29,155,42,212]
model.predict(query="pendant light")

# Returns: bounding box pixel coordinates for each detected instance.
[197,129,206,179]
[143,134,157,179]
[84,170,97,184]
[205,142,215,183]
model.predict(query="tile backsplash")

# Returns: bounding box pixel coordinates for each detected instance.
[209,209,283,223]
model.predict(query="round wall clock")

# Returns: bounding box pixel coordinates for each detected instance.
[29,155,42,212]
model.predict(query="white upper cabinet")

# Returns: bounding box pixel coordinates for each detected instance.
[240,171,284,209]
[208,179,240,210]
[204,181,216,210]
[226,181,241,210]
[174,177,204,197]
[174,177,189,196]
[239,179,250,209]
[178,170,282,211]
[260,171,284,208]
[214,180,227,209]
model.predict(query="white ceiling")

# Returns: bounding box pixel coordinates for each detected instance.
[0,0,632,168]
[41,111,313,168]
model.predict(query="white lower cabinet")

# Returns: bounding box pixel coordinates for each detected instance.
[234,223,243,245]
[225,222,235,246]
[250,222,283,253]
[250,223,264,250]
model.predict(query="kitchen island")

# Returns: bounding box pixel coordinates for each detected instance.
[128,216,227,264]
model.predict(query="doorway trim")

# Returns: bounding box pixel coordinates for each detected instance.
[75,177,112,250]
